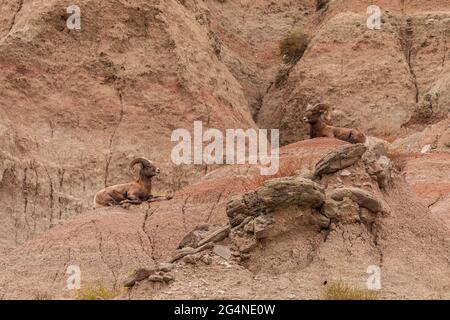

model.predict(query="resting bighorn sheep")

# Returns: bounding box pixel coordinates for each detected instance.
[303,103,367,144]
[94,158,162,208]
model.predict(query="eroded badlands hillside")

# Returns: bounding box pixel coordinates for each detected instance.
[1,139,449,299]
[0,0,449,299]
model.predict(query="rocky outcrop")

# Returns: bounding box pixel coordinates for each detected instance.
[314,144,367,177]
[328,187,383,213]
[124,263,175,288]
[362,143,393,189]
[223,145,388,263]
[256,177,325,208]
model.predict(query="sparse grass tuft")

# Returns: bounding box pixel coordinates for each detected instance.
[33,290,52,300]
[76,286,118,300]
[279,30,309,62]
[321,282,378,300]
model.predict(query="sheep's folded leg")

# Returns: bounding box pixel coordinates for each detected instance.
[146,195,173,203]
[120,199,143,208]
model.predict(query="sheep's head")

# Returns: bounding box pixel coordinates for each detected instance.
[130,158,160,181]
[303,103,332,124]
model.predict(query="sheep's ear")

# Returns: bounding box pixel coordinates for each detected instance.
[306,104,313,111]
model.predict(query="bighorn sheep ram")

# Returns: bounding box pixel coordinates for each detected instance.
[94,158,162,208]
[303,103,367,144]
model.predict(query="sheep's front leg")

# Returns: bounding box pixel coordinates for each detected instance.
[120,196,143,208]
[146,194,174,203]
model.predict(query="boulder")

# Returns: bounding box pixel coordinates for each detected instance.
[308,210,331,229]
[253,216,273,239]
[123,268,153,288]
[213,245,232,260]
[235,237,258,253]
[148,275,165,282]
[178,228,207,249]
[157,263,175,273]
[226,192,266,226]
[320,198,340,219]
[314,144,367,177]
[256,177,325,208]
[328,187,382,213]
[197,225,231,247]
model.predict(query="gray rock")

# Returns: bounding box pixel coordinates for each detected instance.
[170,242,214,263]
[163,273,175,283]
[320,199,340,219]
[253,216,272,239]
[240,253,251,261]
[256,176,325,208]
[123,268,153,287]
[235,237,258,253]
[182,255,197,265]
[421,144,432,154]
[329,187,382,212]
[226,192,266,226]
[296,168,315,180]
[308,210,331,228]
[200,254,212,265]
[314,144,367,177]
[213,245,232,260]
[340,169,352,177]
[243,219,255,234]
[157,263,175,273]
[148,275,164,282]
[359,207,377,224]
[363,146,393,189]
[177,224,210,249]
[177,230,204,249]
[197,225,231,247]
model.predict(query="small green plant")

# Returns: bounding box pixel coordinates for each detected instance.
[321,282,378,300]
[76,286,118,300]
[279,30,309,62]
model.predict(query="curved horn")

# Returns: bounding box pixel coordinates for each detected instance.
[306,103,321,111]
[130,157,152,170]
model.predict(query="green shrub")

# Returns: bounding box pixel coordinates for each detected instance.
[279,30,309,62]
[76,286,118,300]
[321,282,378,300]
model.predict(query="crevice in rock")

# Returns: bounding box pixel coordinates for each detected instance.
[206,191,223,223]
[57,168,65,220]
[428,193,444,209]
[95,223,119,289]
[4,0,24,39]
[142,205,160,262]
[22,166,30,237]
[104,88,125,187]
[400,17,419,103]
[181,195,191,232]
[43,166,54,226]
